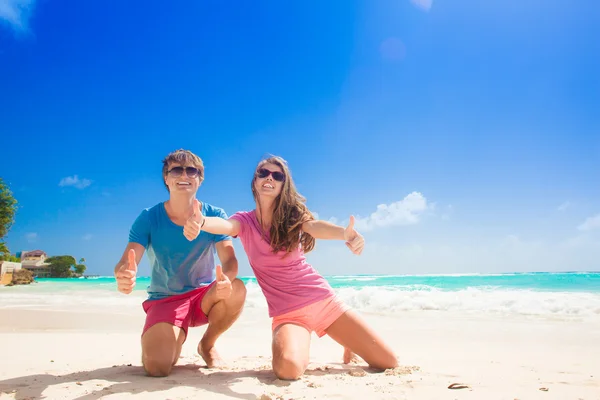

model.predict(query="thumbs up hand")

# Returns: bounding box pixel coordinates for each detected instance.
[214,265,232,300]
[184,199,204,241]
[116,248,138,294]
[343,216,365,255]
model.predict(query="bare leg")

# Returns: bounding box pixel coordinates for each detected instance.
[271,323,312,380]
[325,310,398,370]
[198,278,246,367]
[141,322,186,377]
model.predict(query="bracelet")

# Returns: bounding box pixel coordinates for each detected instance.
[201,218,206,228]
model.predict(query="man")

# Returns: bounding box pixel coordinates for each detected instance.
[114,149,246,377]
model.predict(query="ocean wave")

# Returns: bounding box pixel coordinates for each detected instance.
[2,281,600,320]
[333,286,600,318]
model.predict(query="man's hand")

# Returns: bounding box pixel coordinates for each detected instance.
[184,199,204,241]
[116,248,137,294]
[343,215,365,255]
[214,264,232,300]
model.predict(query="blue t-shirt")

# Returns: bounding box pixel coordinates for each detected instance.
[129,201,231,300]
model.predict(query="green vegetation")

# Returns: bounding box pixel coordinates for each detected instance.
[45,255,87,278]
[1,254,20,262]
[0,178,18,259]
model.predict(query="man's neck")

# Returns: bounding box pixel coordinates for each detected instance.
[166,194,197,219]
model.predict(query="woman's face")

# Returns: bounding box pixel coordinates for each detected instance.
[253,162,285,199]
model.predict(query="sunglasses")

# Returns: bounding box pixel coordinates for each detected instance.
[168,166,200,178]
[256,168,285,182]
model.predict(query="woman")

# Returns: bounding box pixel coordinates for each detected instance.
[184,155,398,379]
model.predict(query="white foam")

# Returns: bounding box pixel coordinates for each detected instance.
[241,283,600,320]
[2,281,599,320]
[333,286,600,319]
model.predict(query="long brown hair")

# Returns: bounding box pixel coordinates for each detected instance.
[251,156,316,254]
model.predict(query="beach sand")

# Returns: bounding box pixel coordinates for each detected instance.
[0,304,598,399]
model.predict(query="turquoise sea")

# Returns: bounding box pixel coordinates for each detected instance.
[1,272,599,319]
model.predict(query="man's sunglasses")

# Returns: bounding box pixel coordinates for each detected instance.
[168,166,200,178]
[256,168,285,182]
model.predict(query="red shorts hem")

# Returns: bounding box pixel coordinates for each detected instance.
[141,282,215,338]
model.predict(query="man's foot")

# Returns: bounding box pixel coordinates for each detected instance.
[198,339,226,368]
[343,347,359,364]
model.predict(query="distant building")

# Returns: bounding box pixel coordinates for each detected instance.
[21,250,48,262]
[20,250,51,278]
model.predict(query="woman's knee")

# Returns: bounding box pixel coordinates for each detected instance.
[272,353,307,380]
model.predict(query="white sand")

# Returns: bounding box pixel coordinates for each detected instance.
[0,304,599,399]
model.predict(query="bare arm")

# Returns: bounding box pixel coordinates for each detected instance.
[201,216,242,237]
[301,220,345,240]
[114,242,145,275]
[303,216,365,255]
[215,240,238,282]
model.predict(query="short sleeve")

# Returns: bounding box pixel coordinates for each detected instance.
[208,206,232,243]
[229,211,249,239]
[129,209,151,247]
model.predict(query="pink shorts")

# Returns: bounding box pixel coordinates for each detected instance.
[141,282,215,338]
[271,296,350,338]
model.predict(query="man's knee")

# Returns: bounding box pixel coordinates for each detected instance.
[230,278,247,303]
[143,355,173,377]
[203,278,246,317]
[140,322,185,377]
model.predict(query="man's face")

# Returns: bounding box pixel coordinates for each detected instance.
[164,162,201,194]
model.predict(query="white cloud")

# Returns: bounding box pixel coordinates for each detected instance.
[577,213,600,231]
[353,191,430,231]
[557,201,571,212]
[0,0,35,31]
[311,212,340,226]
[59,175,92,189]
[410,0,432,12]
[25,232,37,243]
[82,234,93,241]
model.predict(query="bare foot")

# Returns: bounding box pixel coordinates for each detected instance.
[343,347,359,364]
[198,340,226,368]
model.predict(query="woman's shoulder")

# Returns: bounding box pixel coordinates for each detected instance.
[230,209,257,225]
[230,209,255,218]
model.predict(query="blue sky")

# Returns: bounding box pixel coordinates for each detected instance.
[1,0,599,276]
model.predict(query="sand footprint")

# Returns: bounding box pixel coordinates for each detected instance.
[347,368,367,377]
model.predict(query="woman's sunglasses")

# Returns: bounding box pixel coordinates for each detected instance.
[168,166,200,178]
[256,168,285,182]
